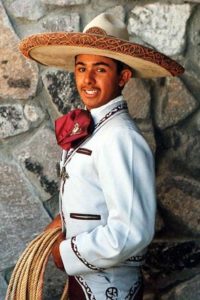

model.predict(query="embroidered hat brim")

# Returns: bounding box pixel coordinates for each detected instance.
[19,14,184,78]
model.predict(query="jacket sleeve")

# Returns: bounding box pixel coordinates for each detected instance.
[59,126,156,275]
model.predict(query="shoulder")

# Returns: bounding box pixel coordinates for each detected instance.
[100,111,139,135]
[99,111,142,142]
[95,111,152,155]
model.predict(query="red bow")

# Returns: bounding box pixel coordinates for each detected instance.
[55,109,94,150]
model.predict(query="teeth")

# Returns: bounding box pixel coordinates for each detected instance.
[85,89,97,95]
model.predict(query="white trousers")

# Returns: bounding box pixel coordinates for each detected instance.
[68,266,143,300]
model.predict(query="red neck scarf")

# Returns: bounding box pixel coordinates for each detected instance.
[55,109,94,150]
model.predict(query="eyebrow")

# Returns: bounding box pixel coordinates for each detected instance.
[75,61,111,67]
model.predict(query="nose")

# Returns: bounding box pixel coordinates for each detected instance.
[83,69,95,85]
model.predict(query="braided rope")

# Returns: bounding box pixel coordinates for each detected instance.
[6,227,68,300]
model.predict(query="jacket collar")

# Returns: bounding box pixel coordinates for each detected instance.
[90,96,126,126]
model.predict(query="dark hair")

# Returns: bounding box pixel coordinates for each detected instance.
[113,59,133,75]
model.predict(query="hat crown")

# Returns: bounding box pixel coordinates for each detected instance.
[83,13,129,41]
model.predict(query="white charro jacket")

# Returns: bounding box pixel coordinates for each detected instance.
[59,96,156,276]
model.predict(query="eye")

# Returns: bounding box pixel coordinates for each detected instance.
[76,67,86,72]
[78,67,85,73]
[97,67,106,73]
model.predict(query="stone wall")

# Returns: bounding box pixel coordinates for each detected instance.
[0,0,200,299]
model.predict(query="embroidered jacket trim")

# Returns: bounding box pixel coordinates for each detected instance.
[71,236,103,271]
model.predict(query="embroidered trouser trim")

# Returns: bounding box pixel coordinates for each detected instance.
[68,273,143,300]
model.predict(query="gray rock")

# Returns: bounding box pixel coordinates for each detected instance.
[0,158,51,270]
[0,1,38,100]
[161,274,200,300]
[24,101,45,124]
[43,194,59,219]
[43,258,68,300]
[41,0,89,6]
[15,12,80,38]
[187,5,200,73]
[136,121,156,154]
[185,0,200,3]
[160,128,200,179]
[193,110,200,132]
[42,69,82,116]
[128,3,191,56]
[14,22,44,39]
[145,241,200,292]
[154,77,198,130]
[0,104,29,139]
[155,211,165,234]
[182,135,199,164]
[106,6,125,22]
[0,102,45,139]
[42,13,80,32]
[160,126,188,150]
[13,126,61,201]
[37,88,61,123]
[123,78,151,120]
[7,0,46,21]
[123,78,156,152]
[182,135,200,177]
[182,68,200,102]
[157,175,200,236]
[0,273,7,300]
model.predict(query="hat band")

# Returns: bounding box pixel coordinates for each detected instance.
[85,27,107,36]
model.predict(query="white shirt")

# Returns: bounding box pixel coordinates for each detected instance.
[59,96,156,276]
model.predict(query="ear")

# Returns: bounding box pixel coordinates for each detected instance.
[118,69,133,88]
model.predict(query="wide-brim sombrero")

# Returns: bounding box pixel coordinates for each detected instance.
[19,13,184,78]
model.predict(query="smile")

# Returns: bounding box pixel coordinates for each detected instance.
[83,89,99,96]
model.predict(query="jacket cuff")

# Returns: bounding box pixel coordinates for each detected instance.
[59,236,102,275]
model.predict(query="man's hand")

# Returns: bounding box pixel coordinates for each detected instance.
[45,214,65,271]
[52,232,65,271]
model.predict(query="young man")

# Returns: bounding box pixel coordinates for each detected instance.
[19,13,184,299]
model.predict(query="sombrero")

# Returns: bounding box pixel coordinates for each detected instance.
[19,12,184,78]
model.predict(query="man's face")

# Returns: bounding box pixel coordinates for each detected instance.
[74,54,131,110]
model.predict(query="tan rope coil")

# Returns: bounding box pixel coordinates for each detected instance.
[6,227,68,300]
